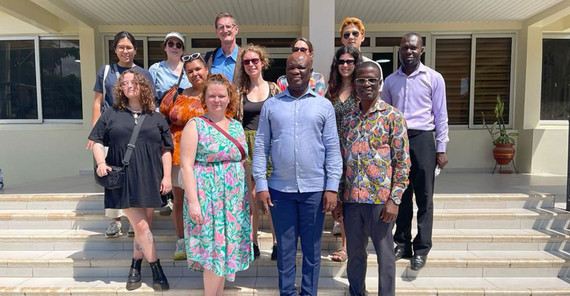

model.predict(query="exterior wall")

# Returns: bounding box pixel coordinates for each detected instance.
[0,7,568,187]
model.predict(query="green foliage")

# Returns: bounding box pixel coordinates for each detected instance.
[482,95,518,145]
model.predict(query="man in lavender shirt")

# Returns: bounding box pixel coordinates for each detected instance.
[382,32,449,271]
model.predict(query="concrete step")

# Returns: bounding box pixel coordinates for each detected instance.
[2,207,569,230]
[2,276,570,295]
[1,250,568,279]
[0,229,568,252]
[0,193,556,210]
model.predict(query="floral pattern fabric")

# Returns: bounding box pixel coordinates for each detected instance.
[159,87,205,165]
[340,99,411,204]
[183,116,253,281]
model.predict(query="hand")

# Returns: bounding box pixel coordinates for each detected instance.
[95,163,111,177]
[380,199,399,223]
[160,177,172,195]
[189,201,203,224]
[257,190,273,215]
[322,191,338,213]
[86,140,94,150]
[331,200,343,222]
[436,152,448,169]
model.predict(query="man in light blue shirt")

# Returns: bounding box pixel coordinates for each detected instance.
[204,12,242,83]
[253,52,342,296]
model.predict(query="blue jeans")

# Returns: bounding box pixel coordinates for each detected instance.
[269,188,325,296]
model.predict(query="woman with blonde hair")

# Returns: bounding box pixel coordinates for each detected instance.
[89,70,172,291]
[235,44,280,259]
[180,74,253,295]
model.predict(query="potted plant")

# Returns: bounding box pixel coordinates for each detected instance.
[482,95,518,170]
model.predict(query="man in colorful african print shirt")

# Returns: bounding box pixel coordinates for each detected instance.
[334,61,410,296]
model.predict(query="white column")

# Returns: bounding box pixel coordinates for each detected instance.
[307,0,335,81]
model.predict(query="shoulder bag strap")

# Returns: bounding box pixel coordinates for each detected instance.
[102,65,110,103]
[122,114,147,166]
[171,67,185,104]
[200,116,246,161]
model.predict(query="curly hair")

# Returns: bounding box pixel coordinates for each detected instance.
[200,74,239,117]
[325,46,362,103]
[235,44,271,94]
[340,17,365,36]
[113,70,155,114]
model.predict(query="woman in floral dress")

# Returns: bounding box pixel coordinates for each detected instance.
[179,74,253,295]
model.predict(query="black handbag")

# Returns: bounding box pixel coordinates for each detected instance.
[95,114,146,189]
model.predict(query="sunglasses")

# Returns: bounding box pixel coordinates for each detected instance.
[167,41,183,49]
[242,58,260,66]
[292,47,309,53]
[355,78,380,85]
[181,52,203,62]
[338,59,355,65]
[343,31,360,39]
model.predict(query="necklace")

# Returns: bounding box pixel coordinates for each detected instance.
[126,106,142,125]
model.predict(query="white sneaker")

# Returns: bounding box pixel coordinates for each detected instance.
[332,221,341,235]
[105,220,122,238]
[159,199,174,216]
[127,224,135,237]
[173,238,186,260]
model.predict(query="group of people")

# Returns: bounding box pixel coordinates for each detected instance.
[88,13,449,296]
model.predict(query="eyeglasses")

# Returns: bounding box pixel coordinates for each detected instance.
[292,47,309,53]
[116,45,134,52]
[121,80,138,87]
[242,58,260,66]
[342,31,360,39]
[167,41,183,49]
[338,59,355,65]
[181,53,203,62]
[216,24,236,31]
[355,78,380,85]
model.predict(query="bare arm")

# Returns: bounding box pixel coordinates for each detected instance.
[93,142,111,177]
[160,148,172,195]
[180,120,202,224]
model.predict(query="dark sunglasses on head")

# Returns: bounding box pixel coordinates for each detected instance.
[181,52,203,62]
[242,58,260,66]
[343,31,360,39]
[355,77,380,85]
[292,47,309,53]
[338,59,355,65]
[167,41,183,49]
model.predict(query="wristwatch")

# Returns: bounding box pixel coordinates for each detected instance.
[389,196,401,205]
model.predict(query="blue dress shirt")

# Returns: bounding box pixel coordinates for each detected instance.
[252,88,342,193]
[210,46,238,83]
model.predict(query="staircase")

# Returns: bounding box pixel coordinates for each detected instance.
[1,187,569,295]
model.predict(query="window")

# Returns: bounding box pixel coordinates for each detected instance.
[433,35,514,126]
[541,38,570,120]
[40,39,82,120]
[0,37,82,123]
[0,38,39,121]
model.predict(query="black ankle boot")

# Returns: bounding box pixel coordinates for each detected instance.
[149,259,169,291]
[126,258,142,290]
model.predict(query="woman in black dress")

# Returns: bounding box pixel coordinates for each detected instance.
[89,70,173,291]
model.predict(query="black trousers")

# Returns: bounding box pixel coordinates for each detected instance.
[393,130,436,256]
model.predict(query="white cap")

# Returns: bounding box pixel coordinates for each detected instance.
[164,32,184,46]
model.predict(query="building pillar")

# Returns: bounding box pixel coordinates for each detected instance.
[306,0,335,80]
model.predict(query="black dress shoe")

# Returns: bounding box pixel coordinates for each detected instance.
[394,246,412,260]
[411,254,427,270]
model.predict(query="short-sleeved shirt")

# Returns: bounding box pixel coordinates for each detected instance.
[93,64,156,113]
[149,60,191,100]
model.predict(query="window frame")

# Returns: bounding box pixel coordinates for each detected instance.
[39,36,82,124]
[431,33,516,129]
[540,33,570,126]
[0,36,42,124]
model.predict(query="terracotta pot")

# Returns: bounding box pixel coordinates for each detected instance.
[493,143,515,165]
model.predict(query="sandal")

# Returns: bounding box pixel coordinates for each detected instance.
[331,248,348,262]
